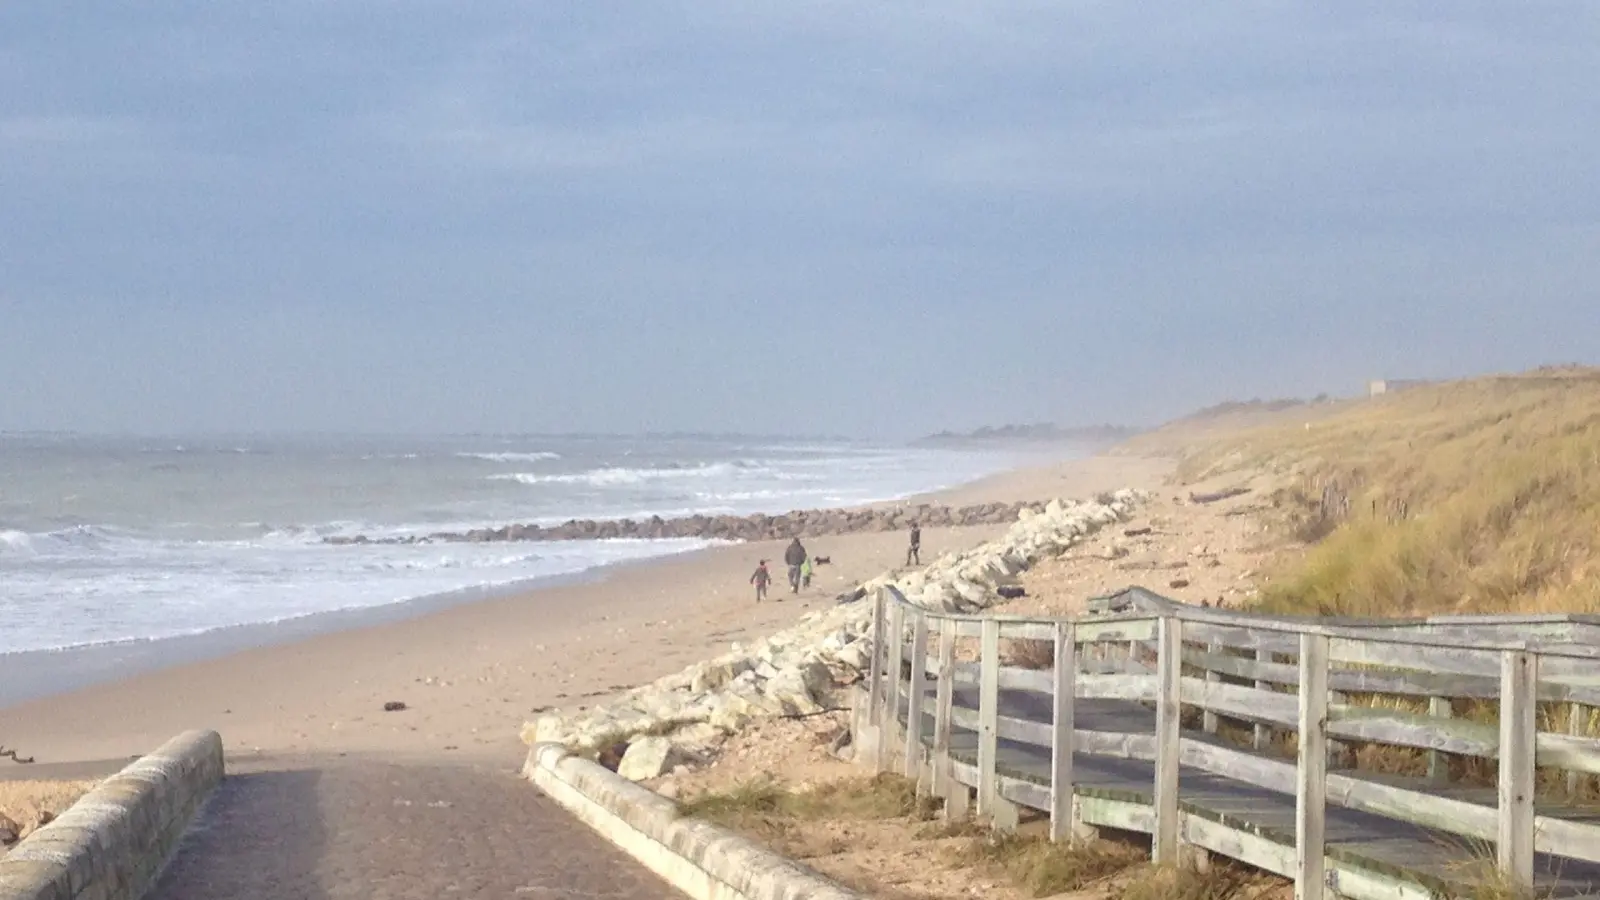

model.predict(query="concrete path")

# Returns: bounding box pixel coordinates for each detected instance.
[150,754,681,900]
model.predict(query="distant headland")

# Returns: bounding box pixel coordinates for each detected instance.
[912,422,1143,447]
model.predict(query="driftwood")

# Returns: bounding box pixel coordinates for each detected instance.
[1,745,35,765]
[1189,486,1251,505]
[1124,527,1154,537]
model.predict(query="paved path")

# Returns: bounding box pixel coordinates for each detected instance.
[150,755,681,900]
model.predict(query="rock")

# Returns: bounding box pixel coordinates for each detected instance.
[950,579,989,607]
[528,714,571,745]
[618,736,682,781]
[709,706,755,732]
[597,741,628,772]
[670,721,726,753]
[383,701,407,712]
[691,657,753,694]
[0,812,19,845]
[833,641,870,673]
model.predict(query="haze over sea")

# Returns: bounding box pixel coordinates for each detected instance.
[0,433,1038,654]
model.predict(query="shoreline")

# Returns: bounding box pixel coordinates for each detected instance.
[0,449,1121,703]
[0,450,1172,768]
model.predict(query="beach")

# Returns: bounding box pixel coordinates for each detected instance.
[0,450,1171,769]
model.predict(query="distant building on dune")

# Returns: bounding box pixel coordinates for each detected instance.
[1367,378,1430,397]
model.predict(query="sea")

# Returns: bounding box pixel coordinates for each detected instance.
[0,434,1040,656]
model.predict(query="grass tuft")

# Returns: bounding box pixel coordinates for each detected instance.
[677,772,939,839]
[958,832,1147,897]
[1118,862,1283,900]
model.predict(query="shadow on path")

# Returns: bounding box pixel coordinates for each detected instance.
[151,758,681,900]
[152,767,329,900]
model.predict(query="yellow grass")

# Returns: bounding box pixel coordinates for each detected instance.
[677,772,940,843]
[1118,862,1286,900]
[1148,367,1600,618]
[0,780,94,840]
[957,831,1148,897]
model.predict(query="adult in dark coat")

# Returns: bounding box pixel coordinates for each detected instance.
[784,537,808,594]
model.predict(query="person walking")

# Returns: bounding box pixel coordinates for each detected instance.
[800,555,813,589]
[906,522,921,566]
[750,560,772,603]
[784,537,808,594]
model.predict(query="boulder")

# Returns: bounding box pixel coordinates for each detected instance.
[833,640,870,673]
[709,705,755,732]
[690,657,753,694]
[951,579,989,607]
[618,736,682,781]
[762,670,824,714]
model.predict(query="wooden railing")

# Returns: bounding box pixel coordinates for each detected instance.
[861,586,1600,900]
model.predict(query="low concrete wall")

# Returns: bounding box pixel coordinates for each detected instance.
[524,742,860,900]
[0,730,225,900]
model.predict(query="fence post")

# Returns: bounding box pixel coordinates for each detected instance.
[1254,647,1272,751]
[905,610,930,783]
[1427,696,1452,784]
[1296,633,1329,900]
[869,588,887,730]
[1203,638,1222,734]
[1498,649,1537,889]
[881,600,906,770]
[978,618,1001,818]
[1568,702,1586,797]
[1153,615,1182,865]
[934,618,956,802]
[1050,620,1078,842]
[1327,689,1351,768]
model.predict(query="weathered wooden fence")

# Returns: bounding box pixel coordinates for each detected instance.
[859,586,1600,900]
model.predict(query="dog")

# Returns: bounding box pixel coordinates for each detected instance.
[813,556,832,565]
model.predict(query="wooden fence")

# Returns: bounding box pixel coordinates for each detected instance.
[861,586,1600,900]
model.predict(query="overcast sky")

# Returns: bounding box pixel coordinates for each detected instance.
[3,2,1597,439]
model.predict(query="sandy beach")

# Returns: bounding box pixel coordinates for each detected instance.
[0,450,1171,770]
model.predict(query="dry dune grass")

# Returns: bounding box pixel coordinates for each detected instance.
[1139,366,1600,618]
[680,773,1290,899]
[0,780,94,847]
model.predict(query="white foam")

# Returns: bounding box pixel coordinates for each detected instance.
[456,451,563,463]
[0,532,713,654]
[0,437,1043,654]
[0,529,35,556]
[488,461,782,487]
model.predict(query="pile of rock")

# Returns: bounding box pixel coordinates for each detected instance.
[520,490,1145,780]
[326,500,1050,546]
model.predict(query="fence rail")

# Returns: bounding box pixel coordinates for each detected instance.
[859,586,1600,900]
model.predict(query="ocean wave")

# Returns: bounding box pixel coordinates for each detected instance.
[0,529,34,556]
[488,460,776,487]
[0,536,715,654]
[0,524,122,557]
[457,451,562,463]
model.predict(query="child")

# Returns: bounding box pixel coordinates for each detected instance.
[750,560,772,603]
[800,555,813,589]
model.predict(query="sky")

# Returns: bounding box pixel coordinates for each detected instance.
[2,2,1597,439]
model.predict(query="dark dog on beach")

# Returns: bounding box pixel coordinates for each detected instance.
[813,556,832,565]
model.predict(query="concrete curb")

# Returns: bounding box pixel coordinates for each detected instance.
[524,742,861,900]
[0,730,225,900]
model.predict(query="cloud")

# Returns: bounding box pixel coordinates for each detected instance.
[0,2,1598,435]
